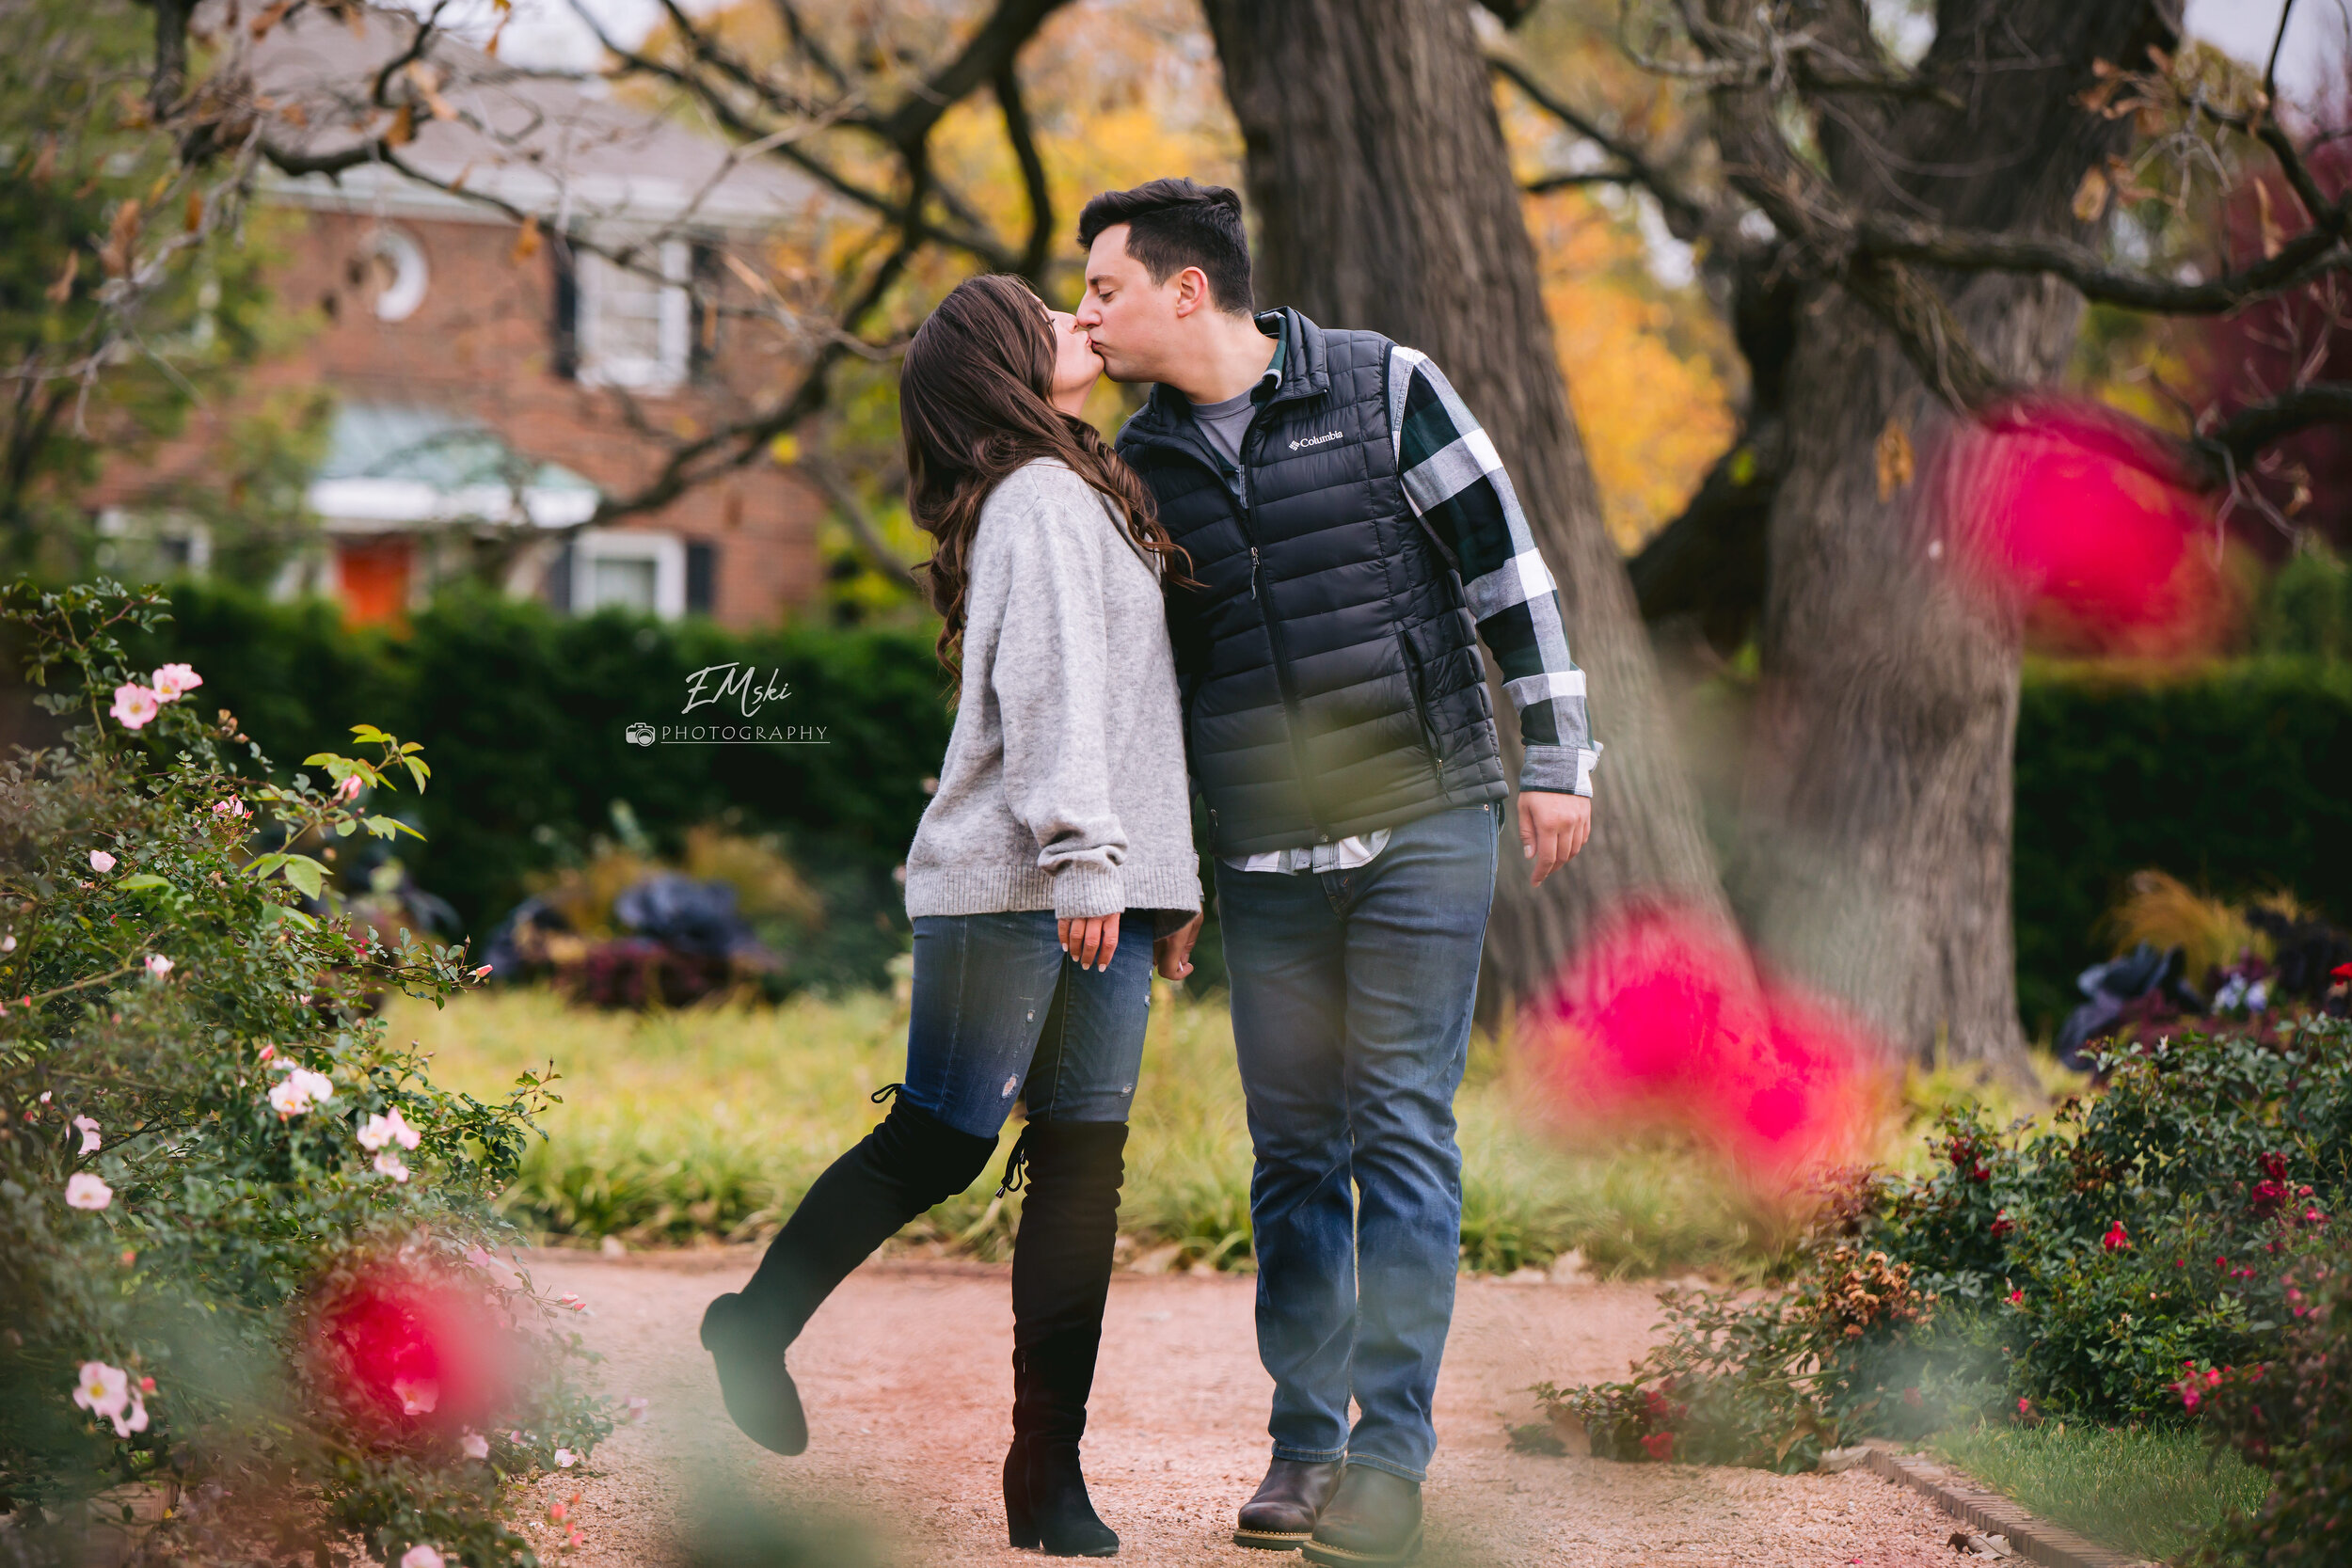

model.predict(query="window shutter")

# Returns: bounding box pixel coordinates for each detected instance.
[550,239,580,381]
[689,241,723,381]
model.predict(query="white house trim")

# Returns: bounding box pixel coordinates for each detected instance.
[309,476,599,531]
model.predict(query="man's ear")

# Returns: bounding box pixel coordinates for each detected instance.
[1169,265,1213,320]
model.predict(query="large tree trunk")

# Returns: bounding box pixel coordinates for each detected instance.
[1200,0,1729,1004]
[1729,0,2175,1068]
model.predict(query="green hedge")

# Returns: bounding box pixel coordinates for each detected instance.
[121,584,954,984]
[100,584,2352,1025]
[2013,657,2352,1031]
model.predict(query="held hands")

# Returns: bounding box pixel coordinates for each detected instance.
[1518,790,1593,887]
[1060,910,1210,979]
[1058,912,1120,971]
[1154,911,1204,982]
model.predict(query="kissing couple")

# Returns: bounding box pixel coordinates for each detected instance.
[697,178,1598,1565]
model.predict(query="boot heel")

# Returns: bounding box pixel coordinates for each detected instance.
[1028,1441,1119,1557]
[1005,1436,1041,1549]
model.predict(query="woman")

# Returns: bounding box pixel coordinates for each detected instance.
[699,274,1200,1559]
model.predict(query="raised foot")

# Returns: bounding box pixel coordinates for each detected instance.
[698,1292,808,1456]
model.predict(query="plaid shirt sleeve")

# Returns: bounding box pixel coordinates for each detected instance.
[1389,346,1598,797]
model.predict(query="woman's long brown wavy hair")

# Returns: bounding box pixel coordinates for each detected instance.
[899,274,1187,674]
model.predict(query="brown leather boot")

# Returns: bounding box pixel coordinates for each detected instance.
[1232,1457,1344,1550]
[1302,1465,1422,1566]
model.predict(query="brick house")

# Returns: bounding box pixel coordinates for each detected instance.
[96,9,836,630]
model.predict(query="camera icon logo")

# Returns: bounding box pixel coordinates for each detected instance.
[624,721,657,748]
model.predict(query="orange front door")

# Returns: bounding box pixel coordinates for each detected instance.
[337,538,414,627]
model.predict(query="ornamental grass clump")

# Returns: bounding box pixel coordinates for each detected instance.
[1533,1017,2352,1486]
[0,580,616,1567]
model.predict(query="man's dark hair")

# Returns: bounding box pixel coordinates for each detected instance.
[1076,178,1254,316]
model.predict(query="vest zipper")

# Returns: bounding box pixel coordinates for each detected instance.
[1235,422,1331,843]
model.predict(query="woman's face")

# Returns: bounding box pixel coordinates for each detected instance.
[1042,303,1103,414]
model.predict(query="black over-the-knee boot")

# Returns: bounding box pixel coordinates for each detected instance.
[1002,1119,1129,1557]
[701,1089,997,1454]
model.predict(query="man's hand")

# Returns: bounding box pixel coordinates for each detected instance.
[1058,912,1120,971]
[1517,791,1593,887]
[1154,911,1205,982]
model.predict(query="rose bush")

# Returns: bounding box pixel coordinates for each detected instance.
[0,580,616,1566]
[1534,1019,2352,1478]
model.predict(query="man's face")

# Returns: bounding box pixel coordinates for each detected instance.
[1075,225,1184,384]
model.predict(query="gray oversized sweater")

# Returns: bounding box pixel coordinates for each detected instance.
[902,459,1200,925]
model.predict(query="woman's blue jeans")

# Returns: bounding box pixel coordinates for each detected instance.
[1213,803,1502,1483]
[899,909,1155,1138]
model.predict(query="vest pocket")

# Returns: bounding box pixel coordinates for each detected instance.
[1394,627,1446,779]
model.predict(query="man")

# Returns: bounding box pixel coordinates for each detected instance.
[1080,178,1597,1567]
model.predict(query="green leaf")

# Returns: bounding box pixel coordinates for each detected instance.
[350,724,391,744]
[301,752,346,769]
[335,817,358,838]
[245,852,288,880]
[118,873,170,892]
[279,856,326,899]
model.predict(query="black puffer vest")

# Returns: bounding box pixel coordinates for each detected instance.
[1117,309,1506,858]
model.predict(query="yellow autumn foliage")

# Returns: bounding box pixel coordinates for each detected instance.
[1523,189,1736,552]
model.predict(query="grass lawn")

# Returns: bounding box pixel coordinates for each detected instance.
[393,983,1791,1275]
[1931,1420,2270,1562]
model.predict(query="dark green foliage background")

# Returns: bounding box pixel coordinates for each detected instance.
[116,585,2352,1015]
[121,585,955,989]
[2013,658,2352,1031]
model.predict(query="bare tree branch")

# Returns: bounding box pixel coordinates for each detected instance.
[585,155,930,525]
[868,0,1072,155]
[993,59,1053,285]
[1852,208,2350,314]
[2265,0,2300,103]
[799,451,920,590]
[1839,257,2015,411]
[1487,54,1715,237]
[2201,379,2352,474]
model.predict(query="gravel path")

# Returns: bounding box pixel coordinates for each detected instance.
[518,1251,1966,1567]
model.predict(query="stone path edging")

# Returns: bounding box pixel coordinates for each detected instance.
[1862,1441,2153,1568]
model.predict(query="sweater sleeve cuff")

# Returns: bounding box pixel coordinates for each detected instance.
[1518,743,1599,799]
[1050,858,1126,921]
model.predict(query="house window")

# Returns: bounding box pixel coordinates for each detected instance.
[578,242,691,391]
[685,540,717,615]
[568,529,686,618]
[94,508,212,577]
[591,555,658,612]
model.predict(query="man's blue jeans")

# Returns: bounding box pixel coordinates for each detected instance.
[1214,802,1502,1482]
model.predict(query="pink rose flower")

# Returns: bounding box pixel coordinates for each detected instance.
[109,685,159,730]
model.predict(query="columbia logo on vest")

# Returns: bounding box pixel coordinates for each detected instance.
[1289,430,1344,451]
